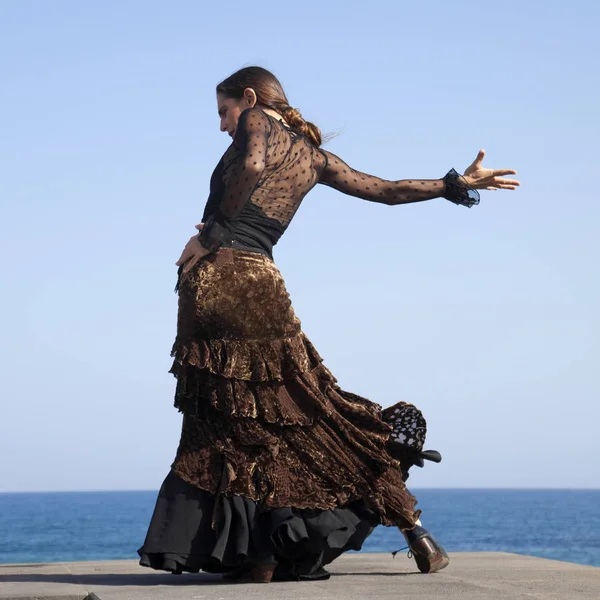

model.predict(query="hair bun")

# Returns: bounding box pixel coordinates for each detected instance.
[281,106,322,146]
[282,106,305,129]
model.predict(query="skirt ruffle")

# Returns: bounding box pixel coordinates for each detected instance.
[170,344,337,426]
[170,331,324,382]
[138,470,378,580]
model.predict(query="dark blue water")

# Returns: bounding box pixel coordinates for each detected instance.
[1,489,598,567]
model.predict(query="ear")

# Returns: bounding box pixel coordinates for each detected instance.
[243,88,257,107]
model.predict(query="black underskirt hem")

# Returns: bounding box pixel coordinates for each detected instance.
[138,470,384,580]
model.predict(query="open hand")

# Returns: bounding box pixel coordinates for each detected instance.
[463,150,520,191]
[175,223,209,273]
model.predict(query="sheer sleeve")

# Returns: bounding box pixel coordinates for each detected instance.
[319,150,479,207]
[199,108,271,252]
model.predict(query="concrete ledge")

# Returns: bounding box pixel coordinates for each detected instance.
[0,553,598,600]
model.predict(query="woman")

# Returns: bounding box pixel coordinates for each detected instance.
[138,66,519,583]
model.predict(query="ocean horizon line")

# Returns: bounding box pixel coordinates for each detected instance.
[1,486,599,495]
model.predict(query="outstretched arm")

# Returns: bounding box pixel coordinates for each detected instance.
[319,150,451,205]
[199,107,271,252]
[319,149,518,207]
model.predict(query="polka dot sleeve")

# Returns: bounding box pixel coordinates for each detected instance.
[199,108,271,252]
[319,150,477,206]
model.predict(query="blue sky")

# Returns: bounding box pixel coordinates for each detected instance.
[1,0,598,492]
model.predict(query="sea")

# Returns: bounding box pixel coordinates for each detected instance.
[1,489,599,567]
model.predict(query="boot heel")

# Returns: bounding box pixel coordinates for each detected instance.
[251,563,275,583]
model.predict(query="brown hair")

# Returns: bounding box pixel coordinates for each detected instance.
[216,66,322,147]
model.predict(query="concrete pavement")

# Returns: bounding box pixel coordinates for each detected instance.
[1,552,599,599]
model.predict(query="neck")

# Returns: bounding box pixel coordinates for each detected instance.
[261,107,284,122]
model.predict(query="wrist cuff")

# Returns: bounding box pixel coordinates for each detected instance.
[198,214,232,253]
[443,169,480,208]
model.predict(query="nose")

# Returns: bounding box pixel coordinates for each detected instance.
[220,119,227,132]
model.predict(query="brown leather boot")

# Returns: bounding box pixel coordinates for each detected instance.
[404,525,450,574]
[223,562,276,584]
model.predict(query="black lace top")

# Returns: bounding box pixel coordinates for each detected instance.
[199,107,478,257]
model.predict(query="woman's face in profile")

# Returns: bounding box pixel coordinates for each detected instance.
[217,92,253,139]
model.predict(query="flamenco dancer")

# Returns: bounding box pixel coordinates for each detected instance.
[138,66,519,583]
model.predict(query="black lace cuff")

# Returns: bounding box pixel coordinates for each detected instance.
[198,214,232,253]
[442,168,480,208]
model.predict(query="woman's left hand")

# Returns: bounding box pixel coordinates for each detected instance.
[176,229,211,273]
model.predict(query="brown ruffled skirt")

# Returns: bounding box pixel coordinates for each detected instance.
[138,249,421,579]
